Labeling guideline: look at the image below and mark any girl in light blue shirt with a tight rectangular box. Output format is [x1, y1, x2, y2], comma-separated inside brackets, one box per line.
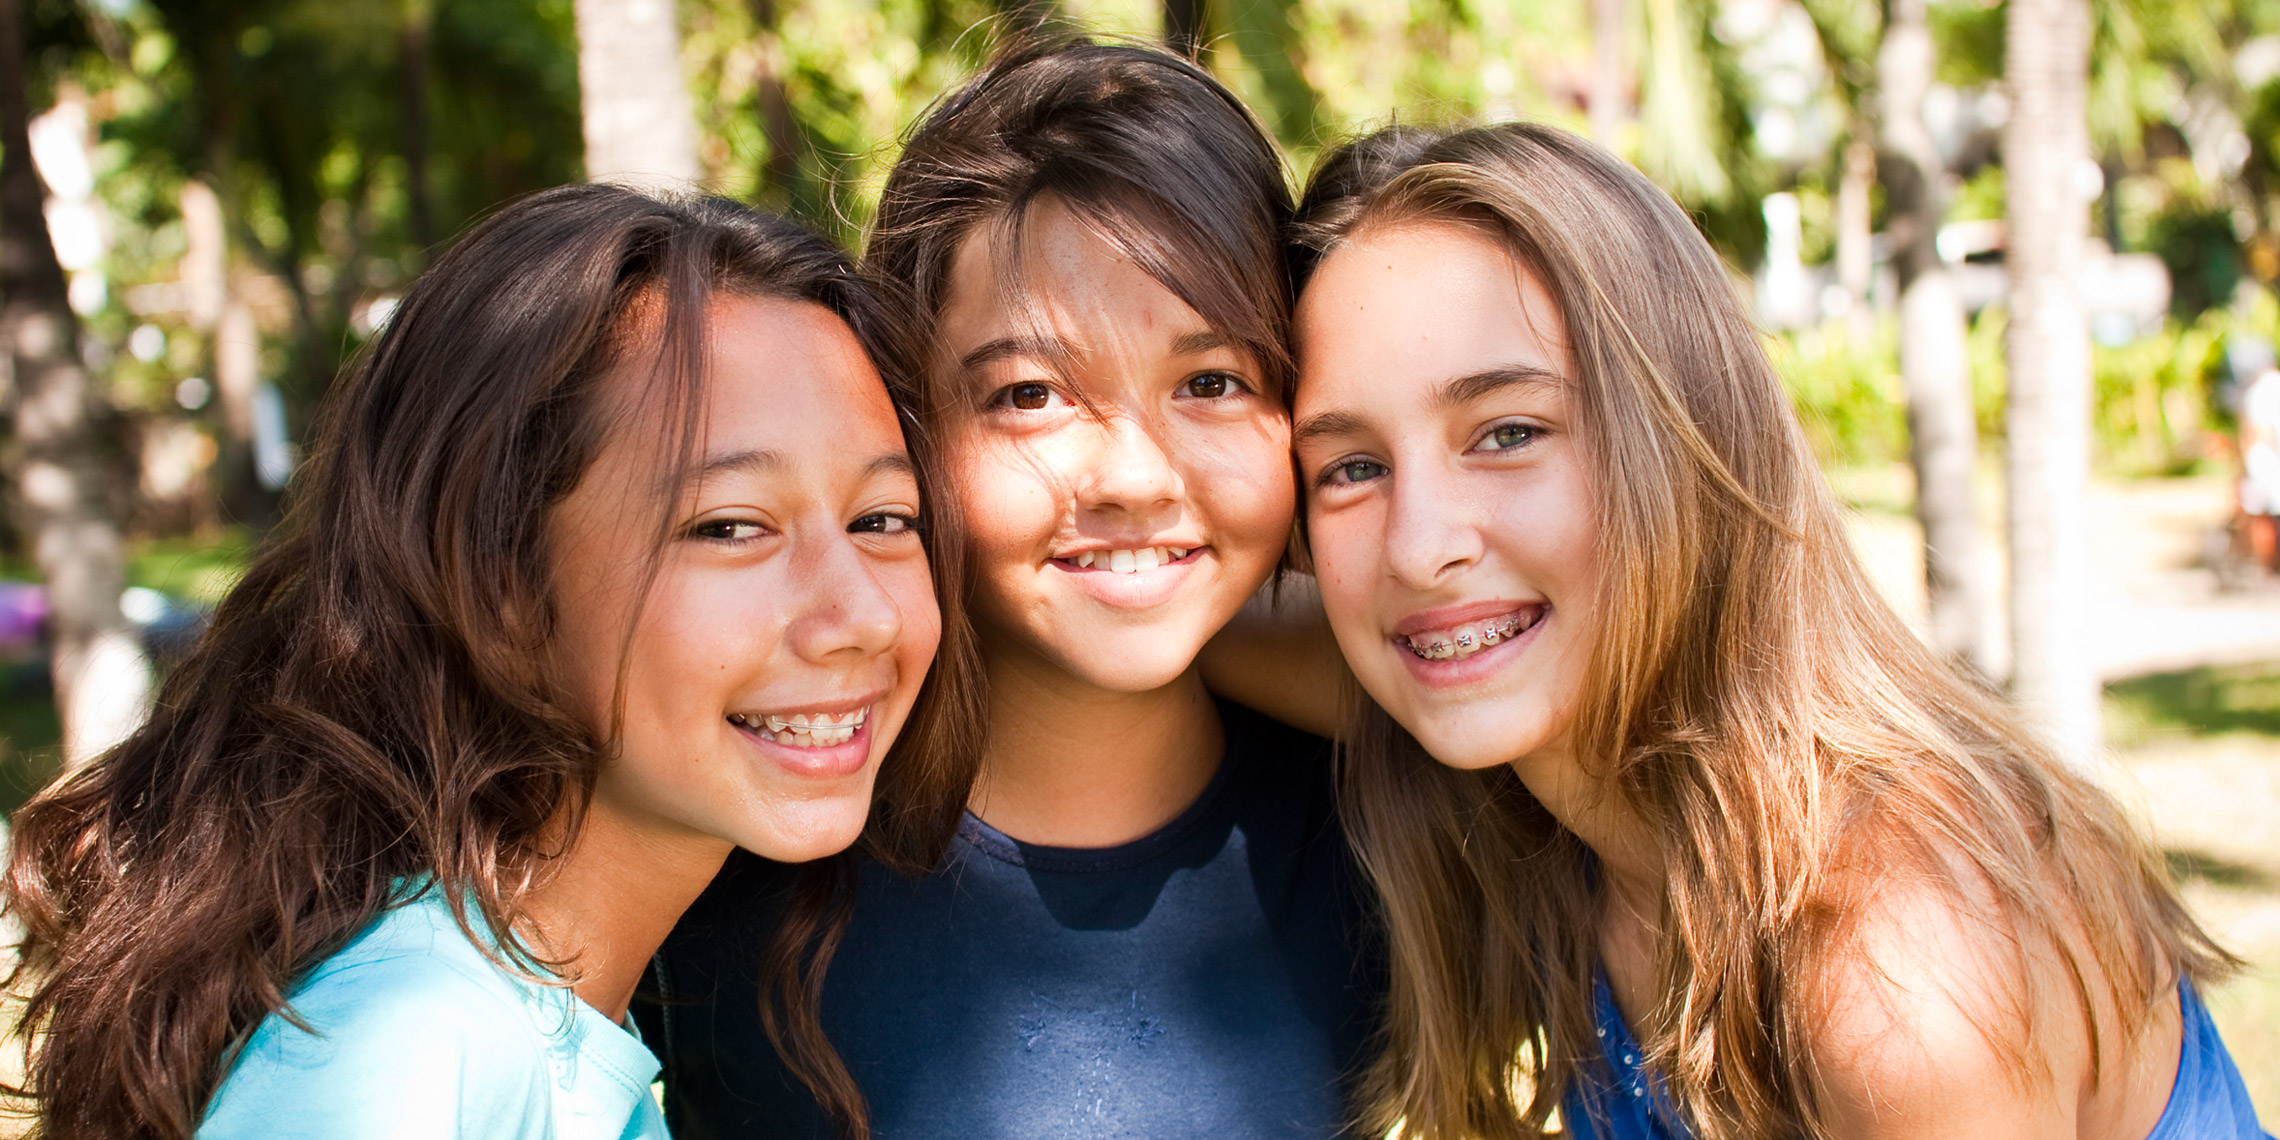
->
[4, 184, 981, 1140]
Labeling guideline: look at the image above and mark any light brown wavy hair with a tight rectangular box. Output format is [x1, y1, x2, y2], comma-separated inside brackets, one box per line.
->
[2, 183, 983, 1140]
[1293, 123, 2237, 1140]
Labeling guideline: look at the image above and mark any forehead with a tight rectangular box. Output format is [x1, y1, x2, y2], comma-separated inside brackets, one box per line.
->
[1294, 220, 1567, 415]
[936, 198, 1216, 359]
[600, 294, 908, 478]
[706, 294, 904, 452]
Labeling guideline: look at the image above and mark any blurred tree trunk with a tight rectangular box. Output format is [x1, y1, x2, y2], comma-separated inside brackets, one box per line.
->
[0, 0, 151, 767]
[2005, 0, 2100, 760]
[399, 0, 436, 252]
[1836, 135, 1873, 335]
[747, 0, 821, 222]
[1879, 0, 1995, 675]
[574, 0, 701, 184]
[997, 0, 1064, 35]
[1589, 0, 1626, 145]
[1228, 0, 1318, 147]
[1165, 0, 1208, 61]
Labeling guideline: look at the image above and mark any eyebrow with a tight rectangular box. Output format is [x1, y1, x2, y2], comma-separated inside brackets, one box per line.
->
[1432, 364, 1566, 410]
[1170, 329, 1230, 357]
[690, 449, 915, 483]
[956, 328, 1234, 373]
[959, 336, 1067, 373]
[1290, 410, 1368, 450]
[1290, 364, 1567, 450]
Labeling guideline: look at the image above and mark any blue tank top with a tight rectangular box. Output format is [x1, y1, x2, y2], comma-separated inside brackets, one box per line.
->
[1560, 972, 2270, 1140]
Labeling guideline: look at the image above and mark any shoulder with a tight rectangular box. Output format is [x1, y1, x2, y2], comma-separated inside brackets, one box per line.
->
[200, 901, 556, 1138]
[1801, 851, 2089, 1140]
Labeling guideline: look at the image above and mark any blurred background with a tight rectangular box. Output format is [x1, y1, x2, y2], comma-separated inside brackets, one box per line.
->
[0, 0, 2273, 1120]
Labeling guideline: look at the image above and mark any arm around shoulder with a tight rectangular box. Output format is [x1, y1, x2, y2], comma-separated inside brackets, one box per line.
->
[1198, 574, 1351, 738]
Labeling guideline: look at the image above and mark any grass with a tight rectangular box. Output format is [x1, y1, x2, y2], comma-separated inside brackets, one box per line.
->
[2107, 662, 2280, 1122]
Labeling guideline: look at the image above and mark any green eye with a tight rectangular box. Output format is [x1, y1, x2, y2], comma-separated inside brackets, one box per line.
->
[1324, 458, 1387, 486]
[1481, 423, 1536, 451]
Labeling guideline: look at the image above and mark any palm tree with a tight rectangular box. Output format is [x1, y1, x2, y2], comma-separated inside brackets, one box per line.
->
[0, 0, 152, 767]
[574, 0, 701, 183]
[2004, 0, 2101, 760]
[1879, 0, 1994, 674]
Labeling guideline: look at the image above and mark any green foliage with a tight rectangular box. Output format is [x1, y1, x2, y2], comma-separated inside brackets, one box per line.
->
[1770, 305, 2235, 479]
[2153, 206, 2249, 318]
[1767, 319, 1906, 466]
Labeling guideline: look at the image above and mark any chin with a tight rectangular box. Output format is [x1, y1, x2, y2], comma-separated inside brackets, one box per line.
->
[740, 800, 873, 864]
[1381, 704, 1530, 772]
[1057, 640, 1207, 693]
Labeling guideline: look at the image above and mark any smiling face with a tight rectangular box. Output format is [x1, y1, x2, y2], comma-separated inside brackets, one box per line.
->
[1295, 220, 1600, 772]
[547, 294, 940, 863]
[937, 200, 1294, 693]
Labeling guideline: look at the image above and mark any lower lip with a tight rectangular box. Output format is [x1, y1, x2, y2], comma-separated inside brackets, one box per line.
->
[733, 715, 875, 779]
[1048, 548, 1204, 609]
[1394, 611, 1545, 688]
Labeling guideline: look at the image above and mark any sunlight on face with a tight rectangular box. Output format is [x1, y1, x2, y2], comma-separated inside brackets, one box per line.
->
[937, 199, 1294, 694]
[1295, 221, 1600, 773]
[547, 295, 940, 863]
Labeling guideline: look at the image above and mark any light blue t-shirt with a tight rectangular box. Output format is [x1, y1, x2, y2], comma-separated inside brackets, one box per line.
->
[199, 885, 669, 1140]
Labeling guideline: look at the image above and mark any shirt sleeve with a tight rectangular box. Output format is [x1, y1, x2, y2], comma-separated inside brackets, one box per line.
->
[197, 954, 555, 1140]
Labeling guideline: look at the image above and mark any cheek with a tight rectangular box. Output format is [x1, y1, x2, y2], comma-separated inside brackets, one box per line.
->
[1305, 504, 1385, 636]
[950, 437, 1068, 557]
[545, 567, 644, 738]
[1183, 427, 1296, 546]
[888, 563, 944, 679]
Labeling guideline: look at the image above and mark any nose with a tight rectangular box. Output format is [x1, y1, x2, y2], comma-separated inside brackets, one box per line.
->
[1382, 458, 1483, 589]
[1079, 410, 1180, 515]
[785, 525, 906, 665]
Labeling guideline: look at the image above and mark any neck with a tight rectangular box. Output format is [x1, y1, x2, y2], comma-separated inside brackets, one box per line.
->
[1507, 745, 1664, 1011]
[520, 809, 730, 1023]
[969, 642, 1224, 848]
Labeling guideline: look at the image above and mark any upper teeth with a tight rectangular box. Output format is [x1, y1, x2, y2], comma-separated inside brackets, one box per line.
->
[1071, 546, 1189, 573]
[731, 709, 865, 745]
[1401, 612, 1537, 661]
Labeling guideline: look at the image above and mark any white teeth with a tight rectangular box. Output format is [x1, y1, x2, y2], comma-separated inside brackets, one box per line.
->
[1068, 546, 1190, 574]
[1400, 611, 1538, 662]
[732, 708, 865, 747]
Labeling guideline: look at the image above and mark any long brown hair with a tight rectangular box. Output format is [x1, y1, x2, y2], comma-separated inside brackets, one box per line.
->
[1296, 123, 2237, 1140]
[2, 183, 980, 1140]
[757, 34, 1300, 1139]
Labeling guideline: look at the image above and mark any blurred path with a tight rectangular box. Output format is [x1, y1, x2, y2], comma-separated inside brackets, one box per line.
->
[1844, 471, 2280, 681]
[1838, 469, 2280, 1118]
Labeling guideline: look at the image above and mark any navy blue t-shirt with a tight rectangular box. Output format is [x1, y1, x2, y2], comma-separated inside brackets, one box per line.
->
[635, 701, 1384, 1139]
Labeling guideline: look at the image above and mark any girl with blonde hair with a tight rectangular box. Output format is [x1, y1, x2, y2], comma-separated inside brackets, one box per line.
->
[1258, 122, 2268, 1139]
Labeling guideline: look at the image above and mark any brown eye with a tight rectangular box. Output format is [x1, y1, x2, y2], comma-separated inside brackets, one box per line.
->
[1178, 371, 1241, 399]
[1000, 382, 1055, 410]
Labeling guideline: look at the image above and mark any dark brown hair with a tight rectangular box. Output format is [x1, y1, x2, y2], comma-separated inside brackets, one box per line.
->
[1297, 123, 2236, 1140]
[2, 183, 981, 1140]
[759, 34, 1299, 1139]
